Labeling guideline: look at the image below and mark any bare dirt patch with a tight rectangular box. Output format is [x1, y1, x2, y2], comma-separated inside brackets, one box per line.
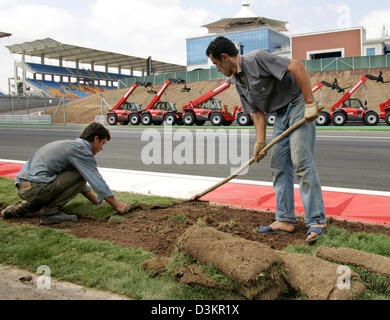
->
[46, 68, 390, 125]
[3, 203, 390, 258]
[140, 257, 172, 277]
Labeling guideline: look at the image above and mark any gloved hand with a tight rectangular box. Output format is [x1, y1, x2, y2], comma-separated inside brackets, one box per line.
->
[304, 101, 320, 123]
[253, 141, 267, 162]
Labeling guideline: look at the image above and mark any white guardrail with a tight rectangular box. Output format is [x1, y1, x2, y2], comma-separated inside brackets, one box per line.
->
[0, 114, 52, 125]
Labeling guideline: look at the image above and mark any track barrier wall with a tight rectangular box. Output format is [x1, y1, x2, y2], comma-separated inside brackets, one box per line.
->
[0, 114, 52, 125]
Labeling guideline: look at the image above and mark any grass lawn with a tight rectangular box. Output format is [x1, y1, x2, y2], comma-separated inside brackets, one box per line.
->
[0, 177, 389, 300]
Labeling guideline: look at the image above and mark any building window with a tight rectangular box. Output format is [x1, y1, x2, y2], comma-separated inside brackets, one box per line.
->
[366, 48, 375, 56]
[240, 44, 245, 55]
[310, 51, 342, 60]
[186, 29, 289, 66]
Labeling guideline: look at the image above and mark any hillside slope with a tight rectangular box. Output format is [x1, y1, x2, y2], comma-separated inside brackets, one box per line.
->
[48, 68, 390, 124]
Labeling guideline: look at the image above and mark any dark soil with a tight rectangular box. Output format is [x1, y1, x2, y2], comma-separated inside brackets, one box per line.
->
[3, 202, 390, 257]
[3, 203, 390, 256]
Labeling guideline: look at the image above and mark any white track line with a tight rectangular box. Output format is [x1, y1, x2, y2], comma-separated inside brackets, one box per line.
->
[2, 159, 390, 198]
[1, 127, 390, 140]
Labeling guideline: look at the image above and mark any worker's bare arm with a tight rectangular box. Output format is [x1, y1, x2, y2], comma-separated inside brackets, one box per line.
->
[287, 60, 314, 104]
[82, 191, 100, 205]
[251, 110, 267, 142]
[104, 196, 129, 214]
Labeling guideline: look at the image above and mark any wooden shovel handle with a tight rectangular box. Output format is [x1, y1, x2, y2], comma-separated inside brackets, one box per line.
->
[193, 117, 308, 201]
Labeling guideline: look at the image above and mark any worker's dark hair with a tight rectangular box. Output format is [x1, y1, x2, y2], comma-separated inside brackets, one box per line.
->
[80, 122, 111, 142]
[206, 36, 239, 59]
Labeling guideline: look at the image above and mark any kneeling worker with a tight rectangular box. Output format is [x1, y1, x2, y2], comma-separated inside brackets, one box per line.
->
[1, 122, 129, 224]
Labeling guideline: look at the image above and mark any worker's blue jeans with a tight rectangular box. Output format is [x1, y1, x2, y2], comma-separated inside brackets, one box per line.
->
[270, 94, 327, 227]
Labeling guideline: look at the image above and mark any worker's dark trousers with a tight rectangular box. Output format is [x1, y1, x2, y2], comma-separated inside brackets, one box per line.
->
[10, 169, 86, 216]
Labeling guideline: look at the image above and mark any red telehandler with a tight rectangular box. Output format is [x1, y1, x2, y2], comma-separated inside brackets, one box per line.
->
[106, 81, 152, 125]
[181, 79, 239, 126]
[380, 98, 390, 125]
[140, 78, 190, 126]
[236, 81, 331, 127]
[318, 72, 383, 126]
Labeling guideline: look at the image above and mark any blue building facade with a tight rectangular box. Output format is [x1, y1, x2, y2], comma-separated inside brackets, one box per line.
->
[186, 29, 290, 67]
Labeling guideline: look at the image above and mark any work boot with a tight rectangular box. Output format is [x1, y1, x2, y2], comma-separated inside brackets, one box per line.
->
[1, 205, 17, 219]
[1, 201, 32, 219]
[40, 211, 78, 225]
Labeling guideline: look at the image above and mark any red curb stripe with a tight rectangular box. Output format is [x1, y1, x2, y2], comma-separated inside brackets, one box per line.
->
[202, 182, 390, 226]
[1, 161, 389, 225]
[0, 162, 23, 179]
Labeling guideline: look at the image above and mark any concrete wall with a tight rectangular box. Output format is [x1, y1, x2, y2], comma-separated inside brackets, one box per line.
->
[363, 43, 384, 56]
[292, 29, 362, 60]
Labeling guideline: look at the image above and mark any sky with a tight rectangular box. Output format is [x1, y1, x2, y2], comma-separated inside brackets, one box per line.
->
[0, 0, 390, 93]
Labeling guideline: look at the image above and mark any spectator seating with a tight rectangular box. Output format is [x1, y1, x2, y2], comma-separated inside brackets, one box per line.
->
[27, 79, 116, 98]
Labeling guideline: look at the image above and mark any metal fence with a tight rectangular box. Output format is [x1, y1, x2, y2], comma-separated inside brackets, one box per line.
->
[119, 54, 390, 89]
[302, 55, 390, 72]
[0, 95, 74, 115]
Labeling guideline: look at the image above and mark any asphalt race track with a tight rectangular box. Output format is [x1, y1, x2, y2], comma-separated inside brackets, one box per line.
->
[0, 125, 389, 192]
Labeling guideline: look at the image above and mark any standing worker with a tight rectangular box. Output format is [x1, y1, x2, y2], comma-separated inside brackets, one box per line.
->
[1, 122, 129, 224]
[206, 36, 327, 243]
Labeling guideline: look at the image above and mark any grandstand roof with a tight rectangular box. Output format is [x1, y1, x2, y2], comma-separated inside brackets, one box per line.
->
[6, 38, 186, 74]
[0, 32, 12, 38]
[202, 17, 288, 33]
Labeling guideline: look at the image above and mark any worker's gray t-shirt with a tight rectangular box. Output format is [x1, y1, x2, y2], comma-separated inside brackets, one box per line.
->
[233, 50, 302, 114]
[15, 138, 114, 203]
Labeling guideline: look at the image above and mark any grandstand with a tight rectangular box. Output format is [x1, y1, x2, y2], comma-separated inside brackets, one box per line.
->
[6, 38, 186, 99]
